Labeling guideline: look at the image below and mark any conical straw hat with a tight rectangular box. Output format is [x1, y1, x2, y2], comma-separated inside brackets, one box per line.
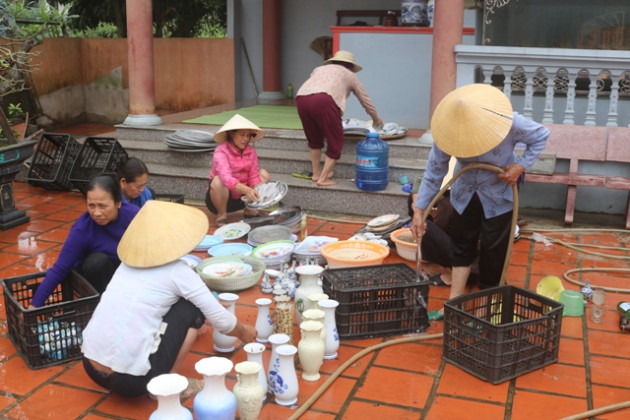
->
[430, 84, 514, 158]
[117, 201, 209, 268]
[324, 50, 363, 72]
[213, 113, 265, 144]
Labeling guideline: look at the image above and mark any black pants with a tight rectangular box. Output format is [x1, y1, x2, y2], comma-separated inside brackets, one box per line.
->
[449, 194, 512, 289]
[205, 180, 245, 215]
[80, 252, 119, 294]
[83, 298, 205, 397]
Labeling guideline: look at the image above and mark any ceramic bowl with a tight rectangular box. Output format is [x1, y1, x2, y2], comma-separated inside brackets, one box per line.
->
[390, 228, 418, 261]
[321, 240, 389, 269]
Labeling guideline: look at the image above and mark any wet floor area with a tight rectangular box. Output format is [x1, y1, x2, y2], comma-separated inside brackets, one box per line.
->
[1, 180, 630, 419]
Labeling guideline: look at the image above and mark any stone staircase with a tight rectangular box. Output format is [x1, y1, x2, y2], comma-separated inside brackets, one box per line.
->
[115, 121, 432, 217]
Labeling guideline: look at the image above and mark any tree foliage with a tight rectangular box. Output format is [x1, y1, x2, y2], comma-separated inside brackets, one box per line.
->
[54, 0, 227, 38]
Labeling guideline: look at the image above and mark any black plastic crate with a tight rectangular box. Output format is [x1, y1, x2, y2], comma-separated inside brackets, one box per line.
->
[2, 270, 99, 369]
[68, 137, 128, 194]
[26, 133, 81, 190]
[443, 285, 563, 384]
[322, 263, 429, 339]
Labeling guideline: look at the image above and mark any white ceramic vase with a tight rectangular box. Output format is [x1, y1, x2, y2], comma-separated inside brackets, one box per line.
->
[294, 265, 324, 323]
[318, 299, 340, 359]
[233, 361, 265, 420]
[267, 333, 290, 396]
[306, 293, 329, 313]
[255, 297, 274, 343]
[243, 342, 268, 397]
[302, 308, 326, 344]
[272, 344, 299, 406]
[147, 373, 193, 420]
[298, 320, 325, 381]
[213, 292, 239, 352]
[193, 357, 236, 420]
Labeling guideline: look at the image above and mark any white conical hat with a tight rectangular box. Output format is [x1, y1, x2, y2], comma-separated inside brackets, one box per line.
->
[430, 84, 514, 158]
[213, 113, 265, 144]
[117, 200, 209, 268]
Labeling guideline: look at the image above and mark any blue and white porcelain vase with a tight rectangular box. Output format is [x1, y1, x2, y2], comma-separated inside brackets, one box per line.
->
[401, 0, 429, 27]
[267, 333, 290, 394]
[318, 299, 340, 360]
[147, 373, 192, 420]
[272, 344, 299, 406]
[254, 297, 273, 343]
[193, 357, 236, 420]
[428, 0, 435, 27]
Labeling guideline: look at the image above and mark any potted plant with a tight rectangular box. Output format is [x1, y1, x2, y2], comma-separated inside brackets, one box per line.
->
[0, 0, 68, 229]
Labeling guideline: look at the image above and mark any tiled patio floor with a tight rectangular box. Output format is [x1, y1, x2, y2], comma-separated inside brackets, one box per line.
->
[2, 182, 630, 420]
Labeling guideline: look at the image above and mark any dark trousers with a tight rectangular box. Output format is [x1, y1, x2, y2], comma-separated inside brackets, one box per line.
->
[296, 93, 344, 160]
[205, 179, 245, 215]
[449, 194, 512, 289]
[83, 298, 205, 397]
[80, 252, 119, 294]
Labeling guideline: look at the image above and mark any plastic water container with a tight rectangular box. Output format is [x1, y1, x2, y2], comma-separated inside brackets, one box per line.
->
[355, 132, 389, 191]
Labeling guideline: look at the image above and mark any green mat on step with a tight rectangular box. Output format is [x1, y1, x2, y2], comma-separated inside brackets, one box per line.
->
[182, 104, 303, 130]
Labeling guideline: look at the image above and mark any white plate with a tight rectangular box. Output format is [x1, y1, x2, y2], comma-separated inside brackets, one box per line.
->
[252, 241, 295, 259]
[202, 262, 253, 277]
[214, 222, 251, 240]
[367, 214, 400, 228]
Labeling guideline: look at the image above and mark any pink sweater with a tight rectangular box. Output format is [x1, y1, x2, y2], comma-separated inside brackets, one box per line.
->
[296, 64, 378, 120]
[210, 142, 261, 199]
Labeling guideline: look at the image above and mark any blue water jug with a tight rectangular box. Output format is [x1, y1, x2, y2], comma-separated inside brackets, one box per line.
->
[355, 132, 389, 191]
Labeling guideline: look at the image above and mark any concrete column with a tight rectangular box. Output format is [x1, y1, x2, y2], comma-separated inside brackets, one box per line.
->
[420, 0, 465, 143]
[123, 0, 163, 126]
[258, 0, 285, 101]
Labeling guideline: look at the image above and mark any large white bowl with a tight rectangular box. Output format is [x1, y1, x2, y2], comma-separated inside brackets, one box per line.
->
[390, 228, 418, 261]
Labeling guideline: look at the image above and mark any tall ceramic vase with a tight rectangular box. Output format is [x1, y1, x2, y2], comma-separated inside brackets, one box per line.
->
[193, 357, 236, 420]
[243, 342, 268, 398]
[319, 299, 340, 360]
[306, 293, 329, 313]
[272, 344, 299, 406]
[294, 265, 324, 323]
[213, 293, 239, 352]
[302, 308, 326, 344]
[267, 333, 290, 395]
[147, 373, 193, 420]
[233, 361, 265, 420]
[298, 320, 325, 381]
[273, 295, 295, 343]
[255, 297, 273, 343]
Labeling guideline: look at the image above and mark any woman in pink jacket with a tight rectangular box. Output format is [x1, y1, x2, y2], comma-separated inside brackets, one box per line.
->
[206, 114, 270, 226]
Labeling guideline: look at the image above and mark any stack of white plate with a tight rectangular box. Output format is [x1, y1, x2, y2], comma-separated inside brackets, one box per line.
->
[248, 225, 293, 247]
[164, 130, 217, 152]
[365, 214, 400, 233]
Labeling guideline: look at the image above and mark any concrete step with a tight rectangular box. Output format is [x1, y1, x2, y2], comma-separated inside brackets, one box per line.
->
[146, 164, 410, 217]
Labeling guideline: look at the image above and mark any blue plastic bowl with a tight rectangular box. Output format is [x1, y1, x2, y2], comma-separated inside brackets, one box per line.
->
[208, 242, 253, 257]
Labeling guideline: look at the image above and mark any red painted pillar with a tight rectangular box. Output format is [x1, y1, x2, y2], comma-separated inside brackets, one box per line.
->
[429, 0, 465, 120]
[124, 0, 162, 126]
[259, 0, 284, 100]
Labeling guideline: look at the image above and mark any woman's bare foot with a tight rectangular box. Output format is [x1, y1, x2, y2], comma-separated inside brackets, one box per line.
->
[312, 171, 334, 182]
[317, 178, 337, 187]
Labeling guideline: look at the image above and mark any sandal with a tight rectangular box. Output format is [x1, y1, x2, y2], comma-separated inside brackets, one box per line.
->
[428, 309, 444, 321]
[216, 218, 227, 227]
[429, 274, 449, 287]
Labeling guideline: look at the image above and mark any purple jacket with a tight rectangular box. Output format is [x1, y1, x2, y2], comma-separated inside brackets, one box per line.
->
[30, 203, 138, 307]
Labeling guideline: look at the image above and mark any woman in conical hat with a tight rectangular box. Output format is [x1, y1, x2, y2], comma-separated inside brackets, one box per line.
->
[410, 84, 550, 319]
[81, 200, 257, 397]
[206, 113, 270, 226]
[295, 50, 385, 187]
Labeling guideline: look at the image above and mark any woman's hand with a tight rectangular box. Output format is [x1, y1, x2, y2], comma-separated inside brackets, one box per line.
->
[410, 208, 426, 242]
[498, 163, 525, 186]
[227, 322, 257, 343]
[244, 186, 260, 202]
